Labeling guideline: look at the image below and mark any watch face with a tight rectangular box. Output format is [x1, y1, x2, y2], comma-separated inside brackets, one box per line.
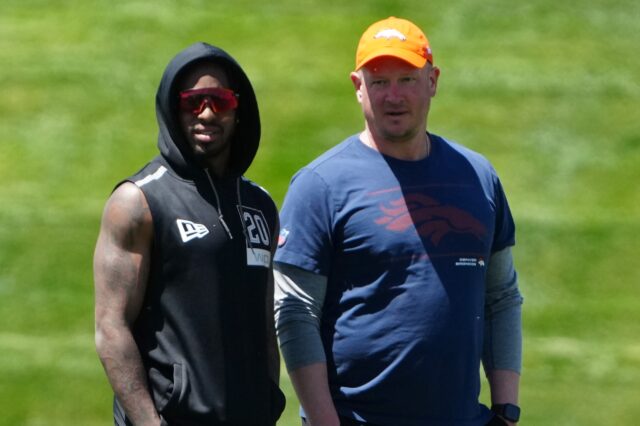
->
[502, 404, 521, 422]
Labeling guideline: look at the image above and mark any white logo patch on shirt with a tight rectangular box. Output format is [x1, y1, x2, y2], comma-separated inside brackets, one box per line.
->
[455, 257, 485, 267]
[237, 205, 272, 268]
[177, 219, 209, 243]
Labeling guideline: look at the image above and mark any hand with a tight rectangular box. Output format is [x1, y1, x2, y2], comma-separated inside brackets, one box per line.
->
[499, 416, 516, 426]
[486, 414, 513, 426]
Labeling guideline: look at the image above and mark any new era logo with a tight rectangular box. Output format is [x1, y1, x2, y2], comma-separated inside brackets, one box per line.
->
[176, 219, 209, 243]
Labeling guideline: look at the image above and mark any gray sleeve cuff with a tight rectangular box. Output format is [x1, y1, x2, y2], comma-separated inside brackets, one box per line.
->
[274, 262, 328, 371]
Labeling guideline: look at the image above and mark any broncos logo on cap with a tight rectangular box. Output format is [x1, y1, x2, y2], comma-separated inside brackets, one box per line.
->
[375, 193, 487, 245]
[374, 29, 407, 41]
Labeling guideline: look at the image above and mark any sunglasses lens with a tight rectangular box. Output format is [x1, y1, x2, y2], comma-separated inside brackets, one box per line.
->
[183, 95, 204, 111]
[179, 88, 238, 114]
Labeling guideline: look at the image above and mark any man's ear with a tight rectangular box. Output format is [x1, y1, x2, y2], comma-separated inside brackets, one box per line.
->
[428, 66, 441, 95]
[431, 66, 441, 86]
[350, 71, 363, 102]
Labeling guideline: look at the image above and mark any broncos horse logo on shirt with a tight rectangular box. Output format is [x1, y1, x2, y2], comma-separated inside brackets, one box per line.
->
[374, 192, 487, 246]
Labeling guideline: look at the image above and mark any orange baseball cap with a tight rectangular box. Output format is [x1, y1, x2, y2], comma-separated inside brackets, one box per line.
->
[355, 16, 433, 70]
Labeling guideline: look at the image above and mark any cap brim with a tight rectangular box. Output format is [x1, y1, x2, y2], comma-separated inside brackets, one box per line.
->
[356, 48, 428, 70]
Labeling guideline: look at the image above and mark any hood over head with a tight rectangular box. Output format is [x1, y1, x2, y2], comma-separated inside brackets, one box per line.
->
[155, 42, 260, 179]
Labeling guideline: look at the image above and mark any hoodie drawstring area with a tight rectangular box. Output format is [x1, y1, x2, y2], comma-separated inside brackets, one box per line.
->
[205, 170, 233, 240]
[204, 171, 254, 252]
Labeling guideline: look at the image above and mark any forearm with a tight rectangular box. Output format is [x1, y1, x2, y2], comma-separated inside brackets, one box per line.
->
[487, 369, 520, 425]
[96, 324, 160, 426]
[289, 362, 340, 426]
[484, 247, 522, 425]
[487, 369, 519, 405]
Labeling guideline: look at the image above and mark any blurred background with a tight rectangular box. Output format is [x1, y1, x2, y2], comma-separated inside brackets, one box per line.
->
[0, 0, 638, 424]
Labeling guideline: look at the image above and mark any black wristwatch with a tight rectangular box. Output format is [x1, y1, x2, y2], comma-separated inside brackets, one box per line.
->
[491, 403, 520, 422]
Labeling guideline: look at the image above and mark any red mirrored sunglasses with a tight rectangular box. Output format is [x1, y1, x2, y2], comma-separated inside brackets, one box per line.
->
[178, 87, 239, 115]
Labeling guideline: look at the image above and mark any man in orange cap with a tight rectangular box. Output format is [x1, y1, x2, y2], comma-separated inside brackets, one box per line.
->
[274, 17, 522, 426]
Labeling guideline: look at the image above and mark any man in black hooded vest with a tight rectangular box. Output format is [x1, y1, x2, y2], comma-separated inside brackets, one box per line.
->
[94, 42, 285, 425]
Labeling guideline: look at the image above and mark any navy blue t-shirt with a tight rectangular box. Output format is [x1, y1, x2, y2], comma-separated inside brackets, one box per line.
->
[275, 134, 515, 426]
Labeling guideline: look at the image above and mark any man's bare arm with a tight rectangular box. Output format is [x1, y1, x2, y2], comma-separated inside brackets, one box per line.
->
[94, 182, 160, 426]
[289, 362, 340, 426]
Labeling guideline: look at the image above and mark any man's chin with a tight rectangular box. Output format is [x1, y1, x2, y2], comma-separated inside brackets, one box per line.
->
[193, 143, 230, 162]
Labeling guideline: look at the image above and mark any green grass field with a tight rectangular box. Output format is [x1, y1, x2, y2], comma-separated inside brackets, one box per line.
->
[1, 0, 638, 424]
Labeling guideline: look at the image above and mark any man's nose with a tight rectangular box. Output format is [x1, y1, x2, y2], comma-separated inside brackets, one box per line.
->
[386, 83, 404, 102]
[197, 99, 217, 120]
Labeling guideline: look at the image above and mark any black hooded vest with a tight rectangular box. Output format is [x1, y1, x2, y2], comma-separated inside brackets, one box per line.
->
[115, 43, 284, 425]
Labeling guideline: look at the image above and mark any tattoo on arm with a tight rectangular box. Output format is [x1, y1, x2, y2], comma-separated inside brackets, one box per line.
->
[94, 183, 159, 424]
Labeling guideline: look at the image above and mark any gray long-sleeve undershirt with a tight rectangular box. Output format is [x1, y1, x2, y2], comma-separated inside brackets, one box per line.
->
[274, 246, 523, 374]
